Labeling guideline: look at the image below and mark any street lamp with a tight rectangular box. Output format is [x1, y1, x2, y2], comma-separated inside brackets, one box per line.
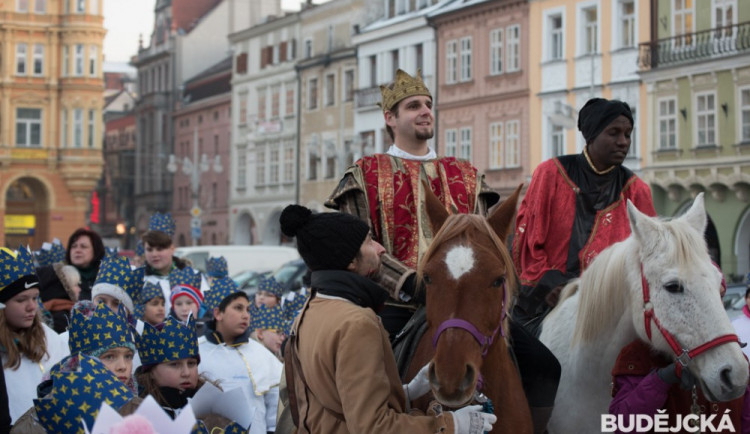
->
[167, 126, 223, 246]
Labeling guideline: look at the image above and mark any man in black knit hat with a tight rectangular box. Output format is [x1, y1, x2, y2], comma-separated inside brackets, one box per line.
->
[279, 204, 495, 434]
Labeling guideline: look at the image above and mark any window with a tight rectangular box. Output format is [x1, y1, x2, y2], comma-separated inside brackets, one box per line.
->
[62, 45, 69, 76]
[506, 25, 521, 72]
[307, 77, 318, 110]
[459, 127, 472, 160]
[658, 98, 677, 149]
[696, 93, 716, 146]
[619, 1, 635, 48]
[551, 124, 565, 156]
[741, 88, 750, 142]
[583, 7, 598, 54]
[369, 55, 377, 87]
[73, 108, 83, 147]
[304, 39, 312, 59]
[34, 0, 45, 13]
[61, 109, 68, 147]
[490, 29, 504, 75]
[271, 86, 280, 118]
[16, 43, 27, 75]
[489, 122, 503, 169]
[15, 108, 42, 147]
[74, 44, 84, 76]
[237, 148, 246, 188]
[256, 149, 266, 185]
[505, 120, 520, 168]
[343, 69, 354, 102]
[75, 0, 84, 13]
[17, 0, 29, 11]
[33, 44, 43, 75]
[445, 129, 457, 157]
[713, 0, 735, 38]
[269, 148, 279, 184]
[286, 87, 295, 116]
[391, 49, 399, 73]
[325, 73, 335, 106]
[89, 45, 97, 76]
[674, 0, 693, 45]
[258, 91, 266, 121]
[415, 43, 423, 72]
[283, 144, 294, 183]
[459, 37, 472, 82]
[446, 40, 457, 84]
[550, 15, 563, 60]
[238, 93, 247, 125]
[88, 109, 95, 147]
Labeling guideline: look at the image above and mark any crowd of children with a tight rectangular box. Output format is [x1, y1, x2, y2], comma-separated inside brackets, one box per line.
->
[0, 212, 308, 433]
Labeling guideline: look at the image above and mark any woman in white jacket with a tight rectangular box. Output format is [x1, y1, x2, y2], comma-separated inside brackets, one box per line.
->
[0, 247, 68, 425]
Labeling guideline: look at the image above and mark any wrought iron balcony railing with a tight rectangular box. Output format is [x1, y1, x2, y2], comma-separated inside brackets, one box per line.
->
[638, 21, 750, 70]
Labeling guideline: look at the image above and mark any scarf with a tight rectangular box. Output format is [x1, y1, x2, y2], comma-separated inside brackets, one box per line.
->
[76, 263, 98, 286]
[310, 270, 389, 311]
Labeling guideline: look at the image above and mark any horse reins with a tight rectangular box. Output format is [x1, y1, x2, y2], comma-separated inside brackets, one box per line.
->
[640, 264, 739, 376]
[431, 283, 507, 390]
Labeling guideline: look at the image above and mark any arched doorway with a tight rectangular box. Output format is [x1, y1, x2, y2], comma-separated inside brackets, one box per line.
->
[234, 212, 257, 245]
[4, 177, 50, 248]
[262, 209, 282, 245]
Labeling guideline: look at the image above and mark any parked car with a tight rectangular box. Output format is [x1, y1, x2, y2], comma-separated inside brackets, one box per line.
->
[243, 258, 308, 300]
[232, 269, 271, 290]
[174, 245, 299, 276]
[724, 282, 748, 321]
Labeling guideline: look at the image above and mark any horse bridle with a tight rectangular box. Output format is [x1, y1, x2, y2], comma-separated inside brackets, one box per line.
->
[640, 264, 739, 376]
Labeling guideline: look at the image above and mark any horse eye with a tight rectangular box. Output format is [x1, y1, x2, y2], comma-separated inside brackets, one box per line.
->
[663, 281, 684, 294]
[492, 276, 506, 288]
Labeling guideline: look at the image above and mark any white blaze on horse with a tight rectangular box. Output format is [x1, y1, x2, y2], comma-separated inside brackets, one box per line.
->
[539, 193, 748, 434]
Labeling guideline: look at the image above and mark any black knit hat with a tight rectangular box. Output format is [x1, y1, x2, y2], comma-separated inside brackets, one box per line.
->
[577, 98, 634, 144]
[280, 205, 369, 271]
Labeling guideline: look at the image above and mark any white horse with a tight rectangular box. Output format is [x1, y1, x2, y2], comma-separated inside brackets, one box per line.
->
[539, 193, 748, 433]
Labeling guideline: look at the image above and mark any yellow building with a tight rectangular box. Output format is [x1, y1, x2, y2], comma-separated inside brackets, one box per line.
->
[0, 0, 105, 247]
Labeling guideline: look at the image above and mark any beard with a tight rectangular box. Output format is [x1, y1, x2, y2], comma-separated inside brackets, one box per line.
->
[416, 128, 434, 141]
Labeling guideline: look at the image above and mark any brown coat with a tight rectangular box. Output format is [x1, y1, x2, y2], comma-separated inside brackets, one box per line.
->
[289, 296, 454, 433]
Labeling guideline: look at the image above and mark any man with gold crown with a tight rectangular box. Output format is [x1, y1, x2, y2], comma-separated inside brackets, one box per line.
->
[326, 69, 560, 432]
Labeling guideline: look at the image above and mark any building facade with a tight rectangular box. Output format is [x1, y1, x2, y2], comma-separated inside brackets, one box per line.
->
[171, 57, 232, 247]
[0, 0, 105, 247]
[639, 0, 750, 281]
[297, 0, 367, 210]
[429, 0, 532, 198]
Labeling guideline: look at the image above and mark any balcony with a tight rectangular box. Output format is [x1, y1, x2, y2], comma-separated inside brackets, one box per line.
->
[355, 86, 381, 110]
[638, 21, 750, 70]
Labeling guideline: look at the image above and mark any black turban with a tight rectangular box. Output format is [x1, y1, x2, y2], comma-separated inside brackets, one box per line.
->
[577, 98, 634, 144]
[280, 205, 369, 271]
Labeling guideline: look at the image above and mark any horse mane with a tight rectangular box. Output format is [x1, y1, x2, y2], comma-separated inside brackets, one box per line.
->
[572, 214, 710, 343]
[417, 213, 516, 324]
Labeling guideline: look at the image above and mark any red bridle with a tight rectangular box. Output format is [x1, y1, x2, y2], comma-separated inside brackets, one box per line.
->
[640, 264, 739, 376]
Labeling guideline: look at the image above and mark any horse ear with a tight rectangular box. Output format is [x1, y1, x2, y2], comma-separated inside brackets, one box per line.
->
[679, 192, 708, 233]
[627, 199, 659, 243]
[488, 183, 523, 240]
[422, 181, 450, 233]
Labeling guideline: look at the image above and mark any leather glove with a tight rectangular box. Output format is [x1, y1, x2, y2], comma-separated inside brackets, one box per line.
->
[657, 363, 697, 390]
[403, 363, 431, 401]
[450, 405, 497, 434]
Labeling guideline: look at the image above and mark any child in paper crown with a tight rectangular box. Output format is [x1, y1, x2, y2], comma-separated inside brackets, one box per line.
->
[0, 246, 68, 425]
[135, 280, 166, 329]
[91, 255, 143, 319]
[169, 266, 205, 322]
[254, 276, 283, 309]
[250, 304, 287, 360]
[199, 269, 283, 434]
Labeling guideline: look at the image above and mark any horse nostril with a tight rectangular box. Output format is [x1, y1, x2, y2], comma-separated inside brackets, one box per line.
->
[720, 366, 733, 387]
[428, 362, 438, 385]
[461, 364, 476, 391]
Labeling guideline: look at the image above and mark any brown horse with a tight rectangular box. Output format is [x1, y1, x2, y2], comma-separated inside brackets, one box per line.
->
[405, 184, 532, 433]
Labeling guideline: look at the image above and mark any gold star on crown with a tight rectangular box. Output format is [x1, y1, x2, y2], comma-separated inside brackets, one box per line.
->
[378, 69, 432, 113]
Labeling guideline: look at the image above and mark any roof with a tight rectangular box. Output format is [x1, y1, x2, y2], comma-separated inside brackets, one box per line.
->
[171, 0, 222, 34]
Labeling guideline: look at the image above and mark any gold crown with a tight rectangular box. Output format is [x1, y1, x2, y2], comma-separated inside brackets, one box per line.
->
[379, 69, 432, 112]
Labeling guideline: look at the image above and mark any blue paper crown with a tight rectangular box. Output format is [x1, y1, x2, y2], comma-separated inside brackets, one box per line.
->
[282, 290, 309, 322]
[34, 354, 134, 434]
[93, 256, 142, 304]
[69, 302, 134, 356]
[0, 246, 36, 289]
[104, 246, 119, 259]
[204, 276, 240, 311]
[135, 240, 145, 256]
[137, 316, 198, 366]
[138, 281, 164, 305]
[206, 256, 228, 278]
[257, 277, 283, 298]
[148, 212, 176, 237]
[251, 305, 287, 333]
[35, 240, 66, 267]
[168, 266, 202, 290]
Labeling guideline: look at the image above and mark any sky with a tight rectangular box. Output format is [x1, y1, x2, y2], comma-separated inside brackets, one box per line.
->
[102, 0, 307, 64]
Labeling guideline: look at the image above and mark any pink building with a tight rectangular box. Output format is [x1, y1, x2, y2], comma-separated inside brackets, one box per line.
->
[430, 0, 532, 198]
[171, 57, 232, 246]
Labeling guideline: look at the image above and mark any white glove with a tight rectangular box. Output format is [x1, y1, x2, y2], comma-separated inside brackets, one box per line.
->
[403, 363, 431, 401]
[450, 405, 497, 434]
